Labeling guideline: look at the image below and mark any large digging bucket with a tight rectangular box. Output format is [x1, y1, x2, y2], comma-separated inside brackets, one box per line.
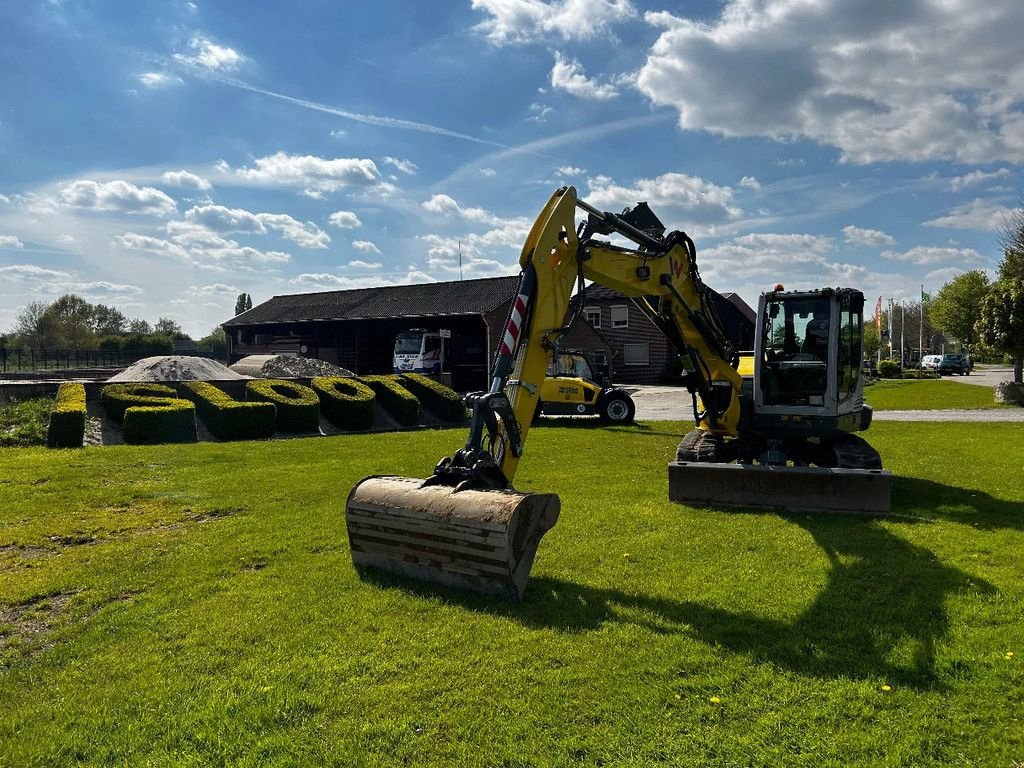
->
[345, 476, 561, 601]
[668, 461, 892, 515]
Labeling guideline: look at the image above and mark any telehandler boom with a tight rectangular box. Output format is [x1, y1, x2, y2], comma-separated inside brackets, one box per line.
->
[346, 187, 890, 600]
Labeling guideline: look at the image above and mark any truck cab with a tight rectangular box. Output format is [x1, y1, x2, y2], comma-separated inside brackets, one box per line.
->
[393, 330, 444, 374]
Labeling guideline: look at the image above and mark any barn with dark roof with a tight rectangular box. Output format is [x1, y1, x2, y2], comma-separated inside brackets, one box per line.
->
[221, 275, 519, 391]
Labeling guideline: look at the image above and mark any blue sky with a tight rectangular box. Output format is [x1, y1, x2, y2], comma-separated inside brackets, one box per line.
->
[1, 0, 1021, 338]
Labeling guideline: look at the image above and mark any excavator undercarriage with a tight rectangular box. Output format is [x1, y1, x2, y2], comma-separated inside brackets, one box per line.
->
[344, 186, 891, 601]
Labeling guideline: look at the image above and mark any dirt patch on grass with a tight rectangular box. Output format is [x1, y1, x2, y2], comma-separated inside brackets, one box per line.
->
[0, 591, 75, 660]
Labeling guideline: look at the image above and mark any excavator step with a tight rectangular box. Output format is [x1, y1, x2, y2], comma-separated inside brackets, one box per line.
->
[345, 476, 560, 601]
[668, 461, 891, 515]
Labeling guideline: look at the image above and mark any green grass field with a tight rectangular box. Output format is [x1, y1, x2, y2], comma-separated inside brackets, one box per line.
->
[1, 422, 1022, 766]
[865, 378, 1002, 410]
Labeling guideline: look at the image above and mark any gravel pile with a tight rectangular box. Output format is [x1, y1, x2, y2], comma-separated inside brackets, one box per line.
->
[229, 354, 355, 379]
[107, 356, 250, 382]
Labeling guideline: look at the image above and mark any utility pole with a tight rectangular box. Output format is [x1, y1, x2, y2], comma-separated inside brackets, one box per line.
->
[900, 301, 905, 365]
[458, 240, 463, 281]
[919, 284, 924, 355]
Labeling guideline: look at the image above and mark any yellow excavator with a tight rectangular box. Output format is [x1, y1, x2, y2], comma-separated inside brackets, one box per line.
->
[345, 187, 890, 601]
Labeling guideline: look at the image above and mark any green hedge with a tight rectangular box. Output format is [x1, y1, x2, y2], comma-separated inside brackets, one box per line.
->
[312, 377, 375, 431]
[877, 359, 902, 379]
[246, 379, 320, 433]
[102, 383, 197, 444]
[399, 374, 467, 421]
[182, 381, 276, 440]
[360, 375, 419, 426]
[47, 382, 86, 448]
[123, 402, 198, 444]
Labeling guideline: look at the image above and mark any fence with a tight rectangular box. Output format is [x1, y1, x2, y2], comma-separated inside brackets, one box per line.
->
[0, 348, 199, 374]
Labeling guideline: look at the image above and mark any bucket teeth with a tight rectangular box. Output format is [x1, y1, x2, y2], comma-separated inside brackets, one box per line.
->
[668, 461, 891, 515]
[345, 476, 560, 601]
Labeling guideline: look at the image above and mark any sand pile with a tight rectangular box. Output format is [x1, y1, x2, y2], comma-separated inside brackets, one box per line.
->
[107, 356, 250, 382]
[229, 354, 354, 379]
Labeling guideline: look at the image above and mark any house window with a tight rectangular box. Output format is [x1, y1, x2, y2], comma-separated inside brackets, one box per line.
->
[584, 306, 601, 329]
[611, 305, 629, 329]
[623, 343, 649, 366]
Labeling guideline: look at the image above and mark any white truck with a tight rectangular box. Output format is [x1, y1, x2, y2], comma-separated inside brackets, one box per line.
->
[393, 329, 446, 374]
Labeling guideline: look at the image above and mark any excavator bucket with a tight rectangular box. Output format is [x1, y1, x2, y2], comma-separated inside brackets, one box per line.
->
[668, 461, 892, 515]
[345, 476, 560, 601]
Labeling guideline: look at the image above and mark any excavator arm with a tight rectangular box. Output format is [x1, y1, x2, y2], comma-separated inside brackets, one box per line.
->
[345, 187, 747, 600]
[437, 186, 743, 489]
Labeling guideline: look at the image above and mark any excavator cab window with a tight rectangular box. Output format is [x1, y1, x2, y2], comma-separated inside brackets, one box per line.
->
[761, 297, 830, 407]
[548, 352, 595, 382]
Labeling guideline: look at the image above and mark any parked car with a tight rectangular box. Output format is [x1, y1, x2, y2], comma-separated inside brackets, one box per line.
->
[923, 353, 971, 375]
[937, 353, 972, 375]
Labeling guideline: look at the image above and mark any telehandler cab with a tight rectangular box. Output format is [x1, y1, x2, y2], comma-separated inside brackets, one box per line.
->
[346, 187, 890, 601]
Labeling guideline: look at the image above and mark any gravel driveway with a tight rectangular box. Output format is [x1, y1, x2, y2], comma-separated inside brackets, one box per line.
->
[624, 382, 1024, 422]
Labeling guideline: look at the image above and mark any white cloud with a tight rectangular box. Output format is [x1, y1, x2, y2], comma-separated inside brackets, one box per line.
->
[842, 225, 895, 246]
[923, 198, 1013, 230]
[472, 0, 636, 44]
[138, 72, 183, 88]
[881, 246, 983, 265]
[0, 264, 70, 280]
[739, 176, 761, 190]
[58, 179, 177, 216]
[480, 167, 497, 177]
[585, 172, 741, 224]
[949, 168, 1012, 191]
[115, 232, 191, 260]
[117, 229, 291, 266]
[330, 129, 346, 138]
[549, 52, 618, 100]
[182, 205, 329, 248]
[382, 157, 418, 175]
[0, 194, 11, 204]
[352, 240, 381, 254]
[924, 266, 966, 284]
[421, 194, 509, 225]
[328, 210, 362, 229]
[557, 165, 586, 176]
[173, 36, 244, 72]
[230, 152, 392, 196]
[65, 280, 144, 295]
[0, 235, 25, 249]
[291, 268, 436, 291]
[635, 1, 1024, 163]
[185, 204, 265, 234]
[161, 170, 212, 190]
[347, 260, 382, 269]
[189, 283, 238, 295]
[528, 102, 553, 122]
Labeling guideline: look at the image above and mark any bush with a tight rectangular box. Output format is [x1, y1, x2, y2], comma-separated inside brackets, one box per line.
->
[901, 369, 940, 380]
[102, 383, 179, 422]
[399, 373, 467, 421]
[47, 382, 86, 448]
[245, 379, 320, 433]
[101, 383, 197, 444]
[182, 381, 276, 440]
[312, 377, 375, 431]
[877, 359, 902, 379]
[123, 402, 198, 444]
[360, 375, 419, 426]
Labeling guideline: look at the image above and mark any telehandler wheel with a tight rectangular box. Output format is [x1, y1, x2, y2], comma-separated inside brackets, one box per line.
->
[599, 392, 635, 424]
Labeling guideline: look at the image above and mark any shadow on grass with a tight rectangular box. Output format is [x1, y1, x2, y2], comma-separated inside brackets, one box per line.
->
[364, 498, 1002, 689]
[892, 475, 1024, 532]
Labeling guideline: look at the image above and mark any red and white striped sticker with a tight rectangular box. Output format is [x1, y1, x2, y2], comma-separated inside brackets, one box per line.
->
[499, 293, 528, 357]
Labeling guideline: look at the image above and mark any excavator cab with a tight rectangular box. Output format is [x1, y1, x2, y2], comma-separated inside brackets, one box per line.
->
[753, 288, 869, 435]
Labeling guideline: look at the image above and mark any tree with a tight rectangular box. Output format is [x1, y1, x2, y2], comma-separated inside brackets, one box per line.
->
[862, 320, 880, 360]
[927, 270, 990, 351]
[154, 317, 185, 339]
[196, 326, 227, 360]
[128, 318, 152, 335]
[997, 193, 1024, 280]
[13, 301, 60, 348]
[235, 293, 252, 315]
[45, 294, 95, 348]
[92, 304, 128, 336]
[976, 279, 1024, 383]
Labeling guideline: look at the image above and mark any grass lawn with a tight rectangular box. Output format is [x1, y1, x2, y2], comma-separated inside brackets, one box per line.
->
[865, 378, 1004, 410]
[1, 422, 1022, 766]
[0, 397, 50, 447]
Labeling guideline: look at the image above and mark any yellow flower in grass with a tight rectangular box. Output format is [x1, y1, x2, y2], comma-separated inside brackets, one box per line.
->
[1006, 651, 1015, 660]
[880, 684, 892, 692]
[709, 696, 721, 704]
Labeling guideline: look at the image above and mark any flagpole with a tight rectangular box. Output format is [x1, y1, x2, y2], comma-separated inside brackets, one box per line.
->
[919, 284, 924, 357]
[900, 300, 905, 365]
